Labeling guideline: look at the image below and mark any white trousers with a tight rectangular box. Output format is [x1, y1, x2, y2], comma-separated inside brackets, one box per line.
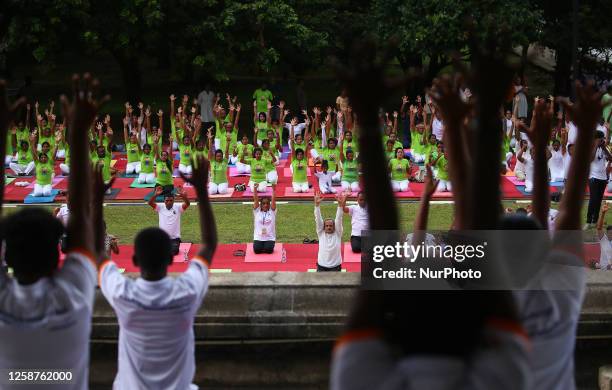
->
[10, 161, 35, 176]
[438, 179, 452, 192]
[267, 170, 278, 184]
[209, 182, 229, 194]
[138, 172, 155, 184]
[60, 163, 70, 175]
[178, 164, 192, 175]
[126, 162, 141, 174]
[319, 182, 336, 194]
[341, 181, 360, 192]
[411, 153, 425, 163]
[236, 161, 251, 174]
[34, 183, 52, 197]
[56, 149, 66, 159]
[391, 180, 409, 192]
[292, 182, 309, 192]
[249, 180, 268, 193]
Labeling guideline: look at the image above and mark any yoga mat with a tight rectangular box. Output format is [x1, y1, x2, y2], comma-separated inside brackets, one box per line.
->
[242, 186, 273, 197]
[4, 177, 15, 185]
[550, 181, 565, 187]
[104, 188, 121, 200]
[229, 167, 250, 177]
[114, 187, 152, 200]
[121, 172, 139, 178]
[343, 243, 362, 263]
[283, 187, 314, 197]
[172, 243, 193, 263]
[515, 185, 533, 196]
[506, 176, 525, 185]
[244, 243, 284, 263]
[432, 190, 453, 198]
[144, 188, 176, 202]
[209, 188, 235, 198]
[24, 189, 60, 204]
[130, 179, 156, 188]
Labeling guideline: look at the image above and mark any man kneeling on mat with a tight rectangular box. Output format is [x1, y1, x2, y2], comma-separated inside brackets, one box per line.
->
[148, 185, 190, 255]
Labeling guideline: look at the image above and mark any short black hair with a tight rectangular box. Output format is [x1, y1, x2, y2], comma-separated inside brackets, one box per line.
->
[134, 228, 173, 273]
[3, 208, 64, 279]
[596, 130, 605, 139]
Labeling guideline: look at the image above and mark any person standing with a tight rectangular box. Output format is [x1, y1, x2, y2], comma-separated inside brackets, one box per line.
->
[586, 130, 611, 228]
[253, 82, 273, 115]
[100, 156, 217, 390]
[197, 83, 215, 130]
[314, 191, 345, 271]
[343, 192, 368, 253]
[148, 186, 190, 255]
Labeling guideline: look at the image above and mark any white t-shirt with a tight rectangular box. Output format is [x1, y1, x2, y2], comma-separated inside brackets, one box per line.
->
[348, 205, 369, 237]
[315, 206, 343, 268]
[56, 204, 70, 226]
[315, 171, 334, 188]
[589, 147, 607, 180]
[566, 122, 577, 146]
[331, 323, 530, 390]
[253, 207, 276, 241]
[563, 153, 572, 180]
[100, 258, 209, 390]
[197, 90, 215, 123]
[601, 235, 612, 269]
[432, 117, 444, 140]
[156, 203, 186, 239]
[0, 252, 96, 390]
[548, 149, 564, 181]
[514, 249, 586, 390]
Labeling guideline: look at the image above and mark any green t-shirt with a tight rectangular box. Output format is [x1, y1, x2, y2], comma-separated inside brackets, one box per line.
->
[411, 130, 425, 155]
[211, 159, 228, 184]
[313, 137, 323, 153]
[292, 159, 308, 183]
[385, 149, 396, 161]
[91, 154, 112, 182]
[192, 149, 208, 169]
[256, 121, 268, 141]
[146, 132, 163, 150]
[602, 93, 612, 123]
[262, 153, 275, 173]
[236, 143, 254, 159]
[38, 134, 55, 149]
[321, 147, 340, 171]
[16, 128, 29, 144]
[178, 144, 192, 166]
[219, 129, 238, 154]
[436, 155, 449, 180]
[156, 159, 173, 186]
[389, 158, 409, 181]
[36, 160, 54, 185]
[140, 153, 154, 174]
[65, 146, 70, 166]
[6, 133, 13, 155]
[342, 140, 358, 156]
[126, 142, 140, 163]
[342, 159, 358, 183]
[425, 148, 439, 165]
[253, 88, 273, 113]
[17, 148, 33, 165]
[248, 157, 267, 182]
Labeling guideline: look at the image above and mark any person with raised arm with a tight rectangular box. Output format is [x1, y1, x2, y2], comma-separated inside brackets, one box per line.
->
[0, 74, 105, 390]
[331, 42, 530, 390]
[100, 155, 217, 390]
[252, 183, 277, 254]
[123, 115, 141, 175]
[208, 132, 232, 194]
[148, 185, 190, 256]
[153, 135, 174, 195]
[29, 131, 58, 197]
[342, 191, 368, 253]
[585, 128, 612, 228]
[314, 190, 345, 271]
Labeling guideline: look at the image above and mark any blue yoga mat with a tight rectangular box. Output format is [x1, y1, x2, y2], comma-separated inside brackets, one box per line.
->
[515, 185, 533, 196]
[24, 189, 60, 204]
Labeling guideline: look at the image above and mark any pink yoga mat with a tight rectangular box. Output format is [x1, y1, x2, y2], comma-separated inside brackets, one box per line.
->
[343, 243, 362, 263]
[229, 167, 250, 177]
[209, 188, 235, 198]
[432, 190, 453, 198]
[242, 187, 273, 197]
[172, 243, 193, 263]
[244, 243, 284, 262]
[283, 187, 314, 197]
[506, 176, 525, 185]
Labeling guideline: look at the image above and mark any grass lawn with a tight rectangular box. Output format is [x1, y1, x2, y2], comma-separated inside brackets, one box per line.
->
[6, 200, 606, 245]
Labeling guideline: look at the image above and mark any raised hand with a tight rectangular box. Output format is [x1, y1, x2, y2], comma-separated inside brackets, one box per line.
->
[423, 165, 439, 198]
[525, 98, 553, 147]
[170, 94, 176, 102]
[314, 190, 322, 206]
[428, 75, 471, 126]
[559, 81, 609, 136]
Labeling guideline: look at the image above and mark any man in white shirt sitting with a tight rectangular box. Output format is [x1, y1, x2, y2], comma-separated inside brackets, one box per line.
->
[100, 156, 217, 390]
[314, 191, 346, 271]
[0, 74, 104, 390]
[343, 192, 368, 253]
[148, 186, 190, 255]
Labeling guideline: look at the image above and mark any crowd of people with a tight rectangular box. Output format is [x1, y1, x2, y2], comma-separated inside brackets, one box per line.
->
[0, 38, 611, 389]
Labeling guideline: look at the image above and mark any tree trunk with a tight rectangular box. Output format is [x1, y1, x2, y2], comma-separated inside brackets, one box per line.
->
[519, 45, 529, 81]
[116, 56, 143, 103]
[553, 46, 572, 98]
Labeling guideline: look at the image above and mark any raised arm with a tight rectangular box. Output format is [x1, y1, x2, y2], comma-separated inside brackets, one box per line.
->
[314, 191, 324, 234]
[271, 183, 277, 211]
[233, 104, 241, 130]
[179, 156, 217, 264]
[412, 165, 438, 244]
[334, 192, 345, 237]
[63, 73, 108, 261]
[253, 185, 260, 210]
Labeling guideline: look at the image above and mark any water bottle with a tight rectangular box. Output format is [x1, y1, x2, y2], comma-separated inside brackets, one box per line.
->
[281, 247, 287, 263]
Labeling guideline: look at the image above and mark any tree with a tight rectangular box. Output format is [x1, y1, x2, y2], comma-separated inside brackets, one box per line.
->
[369, 0, 541, 96]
